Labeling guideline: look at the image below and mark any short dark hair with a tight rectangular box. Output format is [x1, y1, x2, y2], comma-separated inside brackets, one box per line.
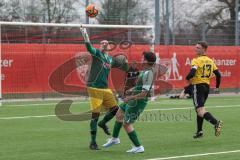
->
[143, 51, 156, 66]
[197, 41, 208, 50]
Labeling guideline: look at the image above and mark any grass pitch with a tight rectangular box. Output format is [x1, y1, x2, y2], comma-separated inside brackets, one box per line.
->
[1, 96, 240, 160]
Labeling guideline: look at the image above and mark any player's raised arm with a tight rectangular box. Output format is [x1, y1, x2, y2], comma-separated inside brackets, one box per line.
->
[80, 26, 97, 56]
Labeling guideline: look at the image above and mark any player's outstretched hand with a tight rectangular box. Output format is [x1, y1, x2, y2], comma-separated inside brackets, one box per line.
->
[80, 26, 90, 42]
[80, 26, 85, 33]
[125, 89, 132, 95]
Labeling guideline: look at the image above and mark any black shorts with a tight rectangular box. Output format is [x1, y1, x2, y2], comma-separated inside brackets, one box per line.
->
[192, 83, 209, 108]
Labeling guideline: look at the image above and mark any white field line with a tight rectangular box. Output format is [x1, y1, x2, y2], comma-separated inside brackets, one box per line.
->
[0, 104, 240, 120]
[2, 99, 239, 107]
[0, 115, 56, 120]
[146, 104, 240, 111]
[145, 149, 240, 160]
[3, 101, 89, 107]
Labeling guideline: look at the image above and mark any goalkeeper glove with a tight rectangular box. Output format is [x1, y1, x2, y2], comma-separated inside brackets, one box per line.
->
[80, 26, 90, 43]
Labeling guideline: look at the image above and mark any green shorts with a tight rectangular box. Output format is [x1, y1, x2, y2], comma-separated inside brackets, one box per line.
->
[119, 100, 147, 124]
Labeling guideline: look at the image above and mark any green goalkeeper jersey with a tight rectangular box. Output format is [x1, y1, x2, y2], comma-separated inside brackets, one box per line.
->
[85, 42, 113, 88]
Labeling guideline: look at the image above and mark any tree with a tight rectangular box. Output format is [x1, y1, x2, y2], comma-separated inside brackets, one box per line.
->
[97, 0, 149, 25]
[0, 0, 82, 43]
[95, 0, 151, 44]
[0, 0, 80, 23]
[0, 0, 22, 21]
[40, 0, 79, 23]
[173, 0, 238, 45]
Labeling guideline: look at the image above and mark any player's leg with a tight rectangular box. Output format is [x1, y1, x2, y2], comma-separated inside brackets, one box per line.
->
[89, 112, 100, 150]
[203, 91, 223, 136]
[112, 106, 124, 138]
[98, 89, 118, 135]
[123, 103, 145, 153]
[193, 85, 204, 138]
[192, 84, 204, 138]
[124, 123, 144, 153]
[102, 106, 125, 148]
[98, 105, 118, 135]
[197, 113, 204, 134]
[194, 84, 222, 137]
[202, 86, 222, 136]
[197, 107, 223, 136]
[193, 112, 204, 138]
[87, 87, 103, 150]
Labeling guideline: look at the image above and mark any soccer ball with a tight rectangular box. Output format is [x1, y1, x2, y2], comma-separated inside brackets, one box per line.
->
[85, 4, 98, 18]
[112, 54, 128, 70]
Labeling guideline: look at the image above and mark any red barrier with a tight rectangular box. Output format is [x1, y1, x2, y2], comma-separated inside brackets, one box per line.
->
[154, 45, 240, 89]
[2, 44, 239, 94]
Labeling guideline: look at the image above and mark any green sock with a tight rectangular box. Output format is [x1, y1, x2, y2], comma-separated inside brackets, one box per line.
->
[113, 121, 123, 138]
[127, 130, 141, 147]
[100, 107, 118, 124]
[90, 118, 98, 143]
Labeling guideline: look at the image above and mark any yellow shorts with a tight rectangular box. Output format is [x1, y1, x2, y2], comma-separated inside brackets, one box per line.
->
[87, 87, 117, 112]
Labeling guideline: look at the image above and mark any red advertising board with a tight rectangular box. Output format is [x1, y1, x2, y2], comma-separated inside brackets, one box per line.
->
[2, 44, 239, 94]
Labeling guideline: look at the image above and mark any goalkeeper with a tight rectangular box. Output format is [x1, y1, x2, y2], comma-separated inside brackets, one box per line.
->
[80, 26, 128, 150]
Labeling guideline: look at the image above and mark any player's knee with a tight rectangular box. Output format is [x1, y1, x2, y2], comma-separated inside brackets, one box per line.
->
[197, 112, 203, 117]
[123, 123, 133, 133]
[91, 112, 100, 119]
[115, 110, 123, 122]
[123, 123, 128, 129]
[111, 106, 119, 115]
[196, 107, 205, 117]
[116, 114, 123, 122]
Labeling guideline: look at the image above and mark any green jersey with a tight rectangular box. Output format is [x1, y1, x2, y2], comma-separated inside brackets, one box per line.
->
[130, 68, 154, 103]
[85, 42, 113, 88]
[120, 68, 155, 123]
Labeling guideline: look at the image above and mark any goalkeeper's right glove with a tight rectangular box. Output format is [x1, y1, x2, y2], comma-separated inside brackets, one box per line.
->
[80, 26, 90, 43]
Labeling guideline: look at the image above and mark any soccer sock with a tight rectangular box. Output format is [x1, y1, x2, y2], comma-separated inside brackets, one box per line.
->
[99, 106, 118, 125]
[203, 112, 218, 125]
[90, 118, 98, 143]
[127, 130, 141, 147]
[197, 115, 204, 132]
[112, 121, 123, 138]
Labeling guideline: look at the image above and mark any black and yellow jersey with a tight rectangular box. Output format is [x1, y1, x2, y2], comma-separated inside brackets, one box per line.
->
[190, 55, 218, 85]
